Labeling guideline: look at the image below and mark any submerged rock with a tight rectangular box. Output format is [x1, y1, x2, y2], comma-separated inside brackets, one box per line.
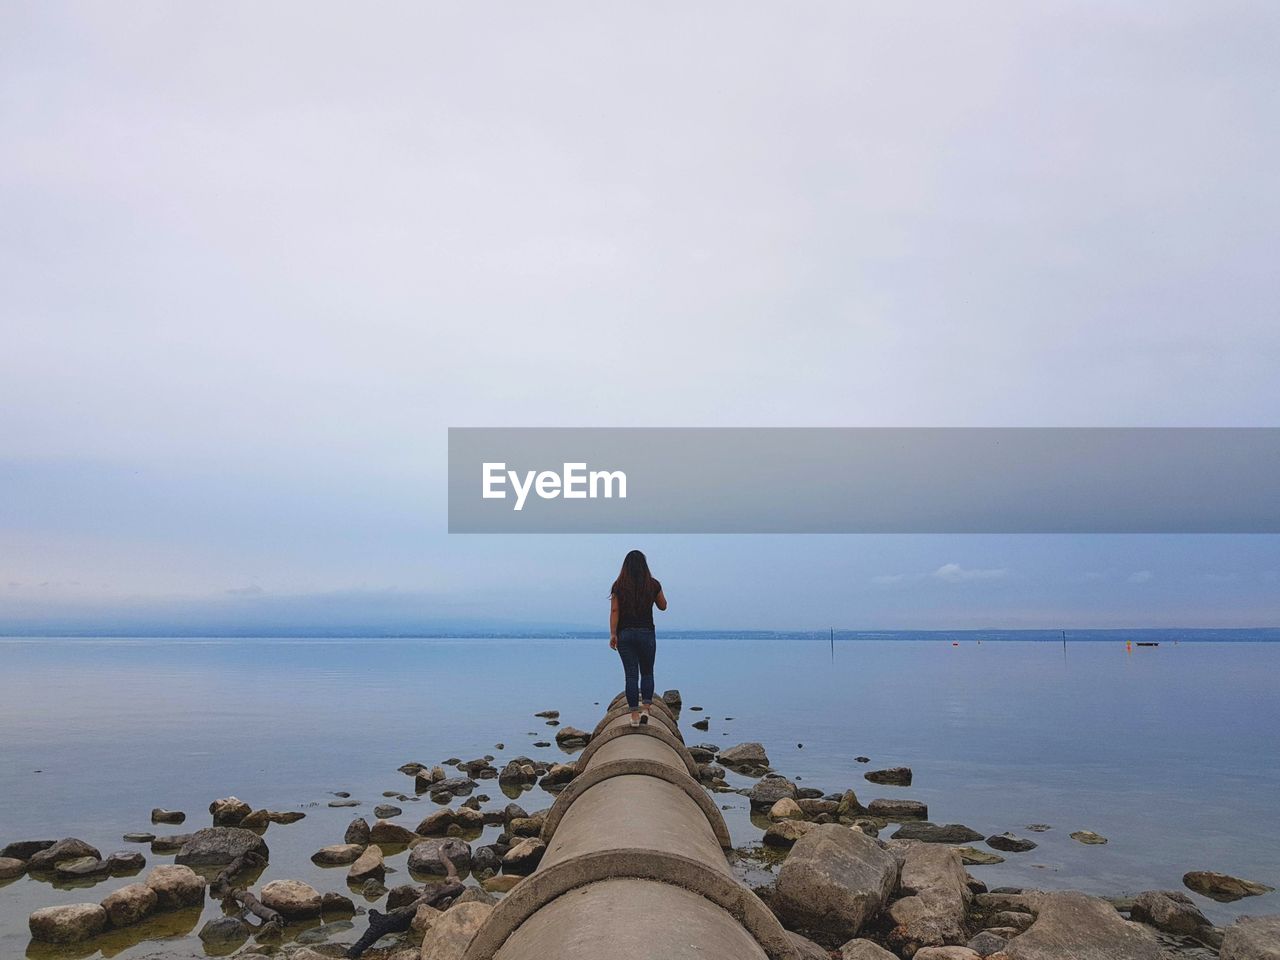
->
[987, 832, 1037, 852]
[198, 916, 250, 944]
[954, 846, 1005, 865]
[1183, 871, 1275, 903]
[773, 824, 899, 946]
[122, 832, 155, 843]
[892, 822, 983, 844]
[55, 856, 112, 878]
[1069, 830, 1108, 845]
[868, 799, 928, 821]
[28, 903, 107, 943]
[312, 843, 366, 866]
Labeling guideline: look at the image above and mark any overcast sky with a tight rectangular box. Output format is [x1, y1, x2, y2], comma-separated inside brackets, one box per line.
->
[2, 2, 1278, 633]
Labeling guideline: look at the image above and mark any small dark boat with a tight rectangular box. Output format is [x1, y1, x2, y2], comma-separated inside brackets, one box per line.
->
[1136, 641, 1160, 647]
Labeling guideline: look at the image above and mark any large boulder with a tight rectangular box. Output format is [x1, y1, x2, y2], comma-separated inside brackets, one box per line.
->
[175, 827, 268, 867]
[1001, 891, 1161, 960]
[27, 838, 101, 871]
[773, 824, 899, 946]
[144, 864, 206, 909]
[750, 776, 799, 810]
[886, 843, 972, 952]
[100, 882, 158, 927]
[28, 903, 107, 943]
[409, 838, 472, 876]
[840, 940, 898, 960]
[1129, 890, 1211, 937]
[419, 901, 493, 960]
[1221, 915, 1280, 960]
[719, 742, 769, 767]
[261, 879, 323, 919]
[892, 822, 982, 844]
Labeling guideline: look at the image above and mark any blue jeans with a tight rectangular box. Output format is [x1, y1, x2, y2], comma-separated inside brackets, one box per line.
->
[616, 627, 656, 710]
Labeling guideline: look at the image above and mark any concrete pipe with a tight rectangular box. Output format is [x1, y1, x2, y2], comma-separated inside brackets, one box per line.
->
[460, 701, 800, 960]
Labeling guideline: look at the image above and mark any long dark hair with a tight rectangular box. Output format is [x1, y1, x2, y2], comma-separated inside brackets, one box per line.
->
[611, 549, 655, 610]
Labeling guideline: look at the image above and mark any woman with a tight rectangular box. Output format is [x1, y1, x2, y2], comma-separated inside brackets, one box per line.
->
[609, 549, 668, 727]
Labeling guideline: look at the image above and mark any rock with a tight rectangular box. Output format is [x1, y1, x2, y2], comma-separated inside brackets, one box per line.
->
[773, 824, 899, 946]
[954, 846, 1005, 865]
[886, 843, 971, 952]
[1026, 824, 1051, 832]
[2, 839, 55, 860]
[987, 832, 1037, 852]
[400, 762, 428, 775]
[416, 809, 456, 836]
[198, 916, 250, 944]
[764, 820, 815, 848]
[553, 726, 592, 748]
[122, 833, 155, 843]
[150, 808, 186, 824]
[239, 808, 271, 828]
[502, 837, 546, 875]
[174, 826, 268, 867]
[209, 796, 252, 826]
[799, 798, 839, 816]
[1069, 830, 1107, 845]
[261, 878, 323, 919]
[322, 891, 356, 915]
[409, 838, 472, 875]
[868, 798, 928, 821]
[789, 930, 833, 959]
[482, 874, 523, 893]
[750, 776, 799, 810]
[27, 837, 102, 871]
[534, 710, 560, 719]
[149, 833, 192, 853]
[992, 910, 1035, 932]
[429, 777, 479, 800]
[345, 817, 372, 845]
[144, 863, 205, 909]
[719, 742, 769, 767]
[386, 883, 423, 910]
[914, 949, 981, 960]
[661, 689, 682, 707]
[419, 901, 493, 960]
[55, 856, 110, 878]
[840, 939, 898, 960]
[770, 797, 806, 821]
[967, 930, 1009, 955]
[312, 843, 365, 866]
[1129, 889, 1211, 936]
[370, 819, 418, 845]
[347, 844, 385, 883]
[509, 814, 546, 837]
[100, 882, 157, 927]
[541, 763, 576, 787]
[1221, 915, 1280, 960]
[360, 877, 387, 899]
[412, 903, 443, 935]
[0, 857, 26, 879]
[329, 798, 361, 807]
[29, 903, 108, 943]
[107, 850, 146, 873]
[1001, 891, 1161, 960]
[892, 822, 983, 844]
[373, 804, 403, 819]
[837, 789, 866, 817]
[865, 767, 913, 786]
[472, 845, 502, 879]
[1183, 871, 1275, 903]
[692, 718, 710, 731]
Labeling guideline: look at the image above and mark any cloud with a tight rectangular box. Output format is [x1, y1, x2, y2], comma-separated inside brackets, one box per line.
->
[871, 574, 906, 585]
[225, 584, 264, 596]
[933, 563, 1008, 583]
[1127, 570, 1155, 584]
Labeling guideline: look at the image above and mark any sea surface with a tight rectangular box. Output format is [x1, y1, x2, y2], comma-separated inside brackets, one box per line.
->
[1, 633, 1278, 957]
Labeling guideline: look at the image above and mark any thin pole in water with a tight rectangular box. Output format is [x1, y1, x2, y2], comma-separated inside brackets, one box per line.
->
[830, 627, 835, 661]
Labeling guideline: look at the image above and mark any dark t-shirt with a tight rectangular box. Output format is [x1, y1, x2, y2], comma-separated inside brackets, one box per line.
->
[613, 578, 662, 630]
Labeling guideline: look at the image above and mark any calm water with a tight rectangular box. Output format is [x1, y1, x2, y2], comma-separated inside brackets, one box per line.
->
[1, 635, 1278, 957]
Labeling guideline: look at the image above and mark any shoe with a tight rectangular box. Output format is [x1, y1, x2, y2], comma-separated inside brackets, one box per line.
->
[629, 716, 640, 728]
[639, 713, 650, 726]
